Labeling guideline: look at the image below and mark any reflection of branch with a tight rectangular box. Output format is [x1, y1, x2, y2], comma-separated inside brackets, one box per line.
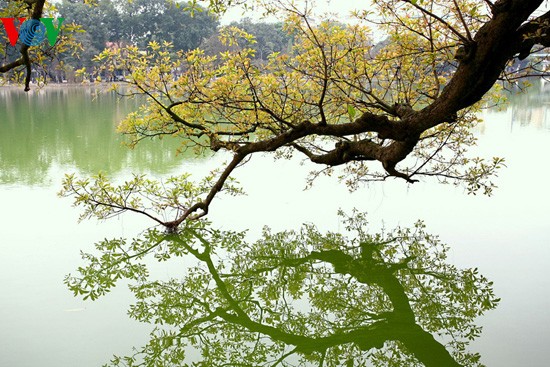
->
[189, 228, 251, 319]
[175, 224, 466, 367]
[180, 233, 463, 367]
[269, 347, 298, 367]
[69, 206, 498, 366]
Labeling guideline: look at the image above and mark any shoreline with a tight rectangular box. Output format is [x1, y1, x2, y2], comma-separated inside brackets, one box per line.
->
[0, 81, 118, 91]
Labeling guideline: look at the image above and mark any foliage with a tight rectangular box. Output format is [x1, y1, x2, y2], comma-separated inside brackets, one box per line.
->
[64, 210, 499, 367]
[56, 0, 122, 70]
[229, 18, 292, 61]
[59, 171, 244, 226]
[56, 0, 219, 72]
[65, 0, 550, 230]
[94, 11, 505, 201]
[111, 0, 219, 51]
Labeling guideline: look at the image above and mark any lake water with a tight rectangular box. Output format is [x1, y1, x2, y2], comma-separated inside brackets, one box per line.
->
[0, 86, 549, 366]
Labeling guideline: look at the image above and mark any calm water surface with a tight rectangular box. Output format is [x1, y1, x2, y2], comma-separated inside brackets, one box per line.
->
[0, 86, 549, 367]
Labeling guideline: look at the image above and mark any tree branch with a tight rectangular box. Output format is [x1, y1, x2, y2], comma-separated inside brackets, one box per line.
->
[0, 0, 47, 91]
[516, 9, 550, 60]
[402, 0, 470, 43]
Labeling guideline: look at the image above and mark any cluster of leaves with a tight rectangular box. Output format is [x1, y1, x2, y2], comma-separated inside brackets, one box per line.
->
[65, 210, 499, 367]
[59, 171, 244, 225]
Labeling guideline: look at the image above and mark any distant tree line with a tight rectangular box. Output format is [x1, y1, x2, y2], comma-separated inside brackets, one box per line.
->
[201, 17, 293, 62]
[56, 0, 292, 80]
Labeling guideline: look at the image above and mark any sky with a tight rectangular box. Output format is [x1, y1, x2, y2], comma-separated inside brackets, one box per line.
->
[219, 0, 365, 24]
[219, 0, 550, 24]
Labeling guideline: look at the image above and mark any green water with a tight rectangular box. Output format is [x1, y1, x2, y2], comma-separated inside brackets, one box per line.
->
[0, 86, 191, 185]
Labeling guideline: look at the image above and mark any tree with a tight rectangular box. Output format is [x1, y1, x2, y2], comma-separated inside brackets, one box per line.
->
[57, 0, 122, 70]
[113, 0, 218, 51]
[231, 18, 292, 61]
[199, 18, 292, 63]
[0, 0, 218, 86]
[64, 0, 550, 231]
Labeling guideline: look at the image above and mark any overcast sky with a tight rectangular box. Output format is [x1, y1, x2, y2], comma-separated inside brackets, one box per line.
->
[219, 0, 550, 24]
[219, 0, 364, 24]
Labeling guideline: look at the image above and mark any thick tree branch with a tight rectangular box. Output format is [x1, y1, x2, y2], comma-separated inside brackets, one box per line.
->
[516, 9, 550, 59]
[420, 0, 544, 127]
[0, 58, 25, 72]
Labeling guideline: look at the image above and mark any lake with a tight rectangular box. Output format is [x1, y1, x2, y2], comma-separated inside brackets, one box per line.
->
[0, 85, 549, 366]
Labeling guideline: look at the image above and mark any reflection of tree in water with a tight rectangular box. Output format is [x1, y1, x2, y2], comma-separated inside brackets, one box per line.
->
[66, 211, 498, 367]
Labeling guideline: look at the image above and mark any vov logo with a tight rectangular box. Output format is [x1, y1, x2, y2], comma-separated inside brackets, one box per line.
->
[1, 18, 64, 46]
